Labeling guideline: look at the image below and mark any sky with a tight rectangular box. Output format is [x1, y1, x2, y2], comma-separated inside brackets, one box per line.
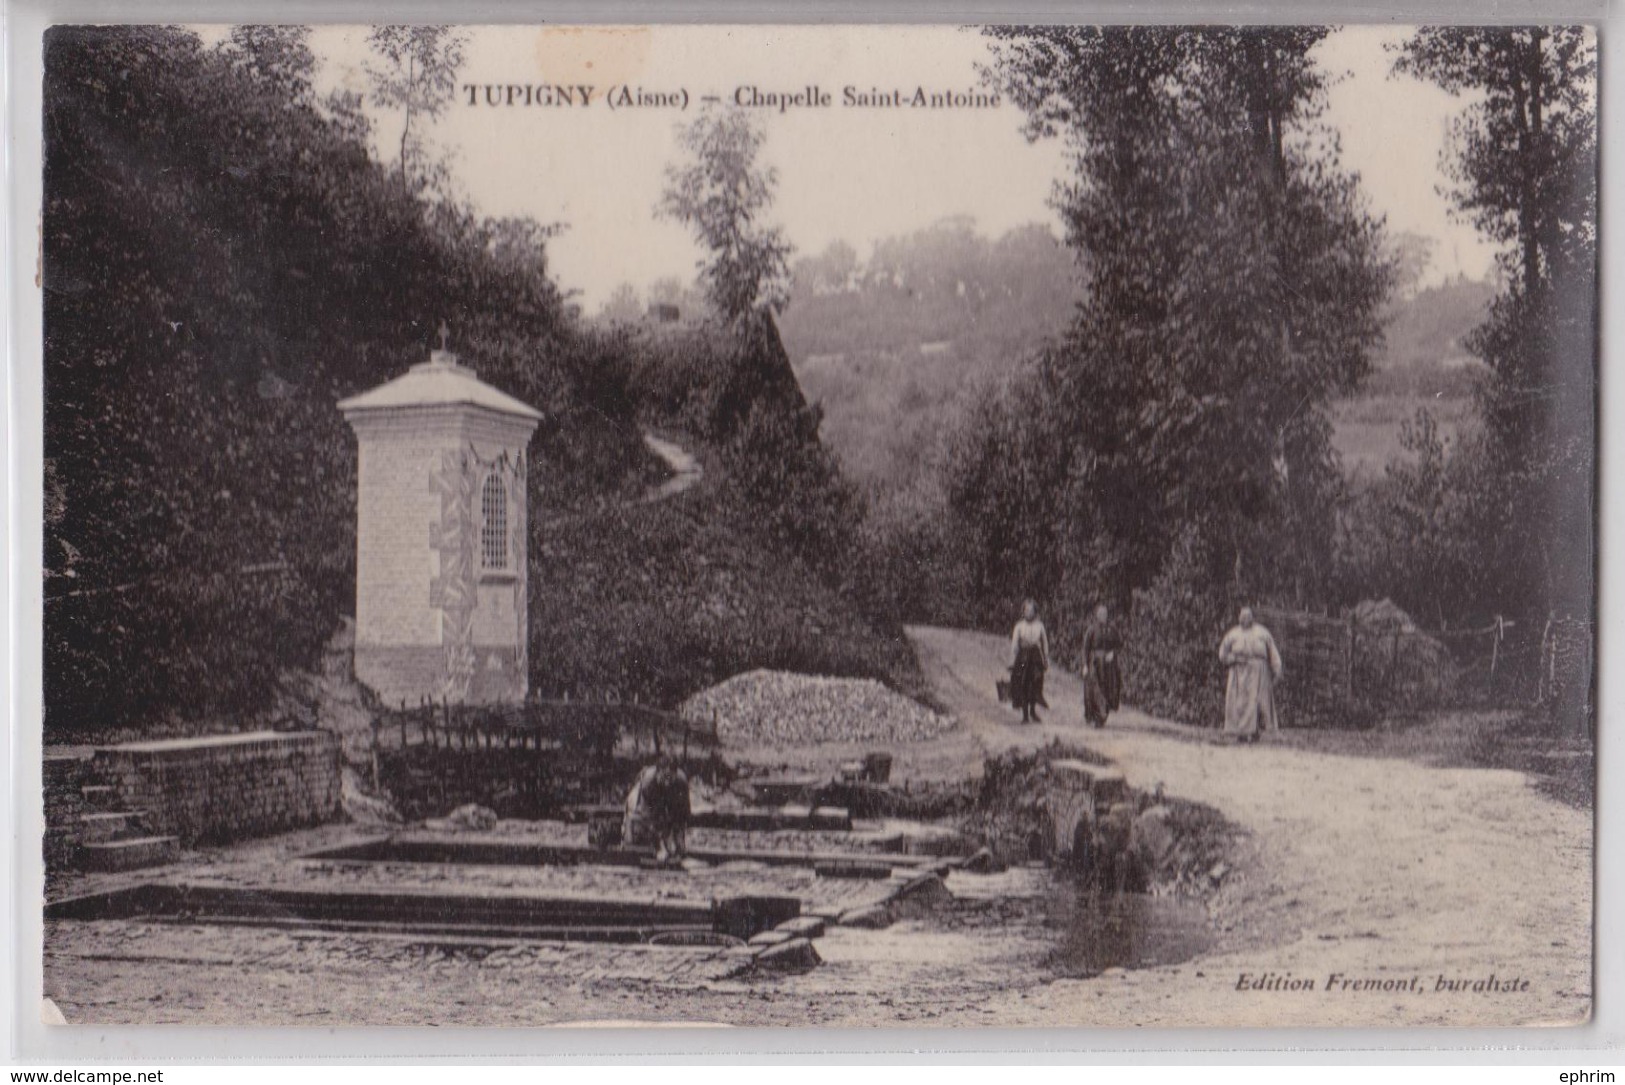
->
[294, 24, 1503, 310]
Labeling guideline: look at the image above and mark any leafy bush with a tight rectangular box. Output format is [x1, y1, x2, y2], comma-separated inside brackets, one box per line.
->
[1123, 527, 1230, 726]
[527, 476, 923, 709]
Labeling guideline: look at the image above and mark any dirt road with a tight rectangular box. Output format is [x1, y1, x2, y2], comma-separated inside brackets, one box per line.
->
[906, 625, 1593, 1027]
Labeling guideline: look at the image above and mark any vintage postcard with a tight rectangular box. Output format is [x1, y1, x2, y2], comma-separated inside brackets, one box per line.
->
[35, 22, 1595, 1028]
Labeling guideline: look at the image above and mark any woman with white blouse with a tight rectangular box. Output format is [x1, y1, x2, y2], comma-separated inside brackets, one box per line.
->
[1009, 599, 1050, 723]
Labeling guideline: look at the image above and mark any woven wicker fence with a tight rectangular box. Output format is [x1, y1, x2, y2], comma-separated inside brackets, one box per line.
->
[1252, 605, 1588, 730]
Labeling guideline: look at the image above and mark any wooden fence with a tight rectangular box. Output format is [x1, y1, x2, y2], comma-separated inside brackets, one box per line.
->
[367, 698, 721, 819]
[1251, 606, 1354, 726]
[373, 697, 718, 757]
[1537, 617, 1595, 739]
[1254, 605, 1589, 730]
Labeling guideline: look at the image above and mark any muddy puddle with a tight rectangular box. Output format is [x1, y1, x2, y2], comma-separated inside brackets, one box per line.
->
[1045, 887, 1215, 977]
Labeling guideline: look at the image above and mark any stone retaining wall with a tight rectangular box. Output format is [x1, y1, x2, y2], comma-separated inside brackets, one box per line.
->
[1044, 758, 1128, 861]
[44, 752, 94, 872]
[93, 731, 341, 845]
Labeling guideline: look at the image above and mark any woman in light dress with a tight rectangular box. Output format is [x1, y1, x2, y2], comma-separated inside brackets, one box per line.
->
[1218, 607, 1283, 743]
[1009, 599, 1050, 723]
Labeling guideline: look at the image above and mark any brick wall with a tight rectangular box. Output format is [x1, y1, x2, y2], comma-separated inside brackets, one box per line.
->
[354, 428, 442, 649]
[93, 731, 341, 846]
[43, 752, 94, 871]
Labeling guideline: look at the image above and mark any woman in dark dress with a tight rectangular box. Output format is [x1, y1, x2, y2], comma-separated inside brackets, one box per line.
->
[1009, 599, 1050, 723]
[1081, 603, 1124, 728]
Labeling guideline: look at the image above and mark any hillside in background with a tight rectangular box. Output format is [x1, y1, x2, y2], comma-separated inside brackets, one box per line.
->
[1333, 275, 1495, 476]
[1367, 275, 1495, 390]
[778, 219, 1081, 501]
[776, 219, 1495, 491]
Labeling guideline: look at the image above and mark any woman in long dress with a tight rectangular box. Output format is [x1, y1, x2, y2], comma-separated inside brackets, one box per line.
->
[1081, 603, 1124, 729]
[1009, 599, 1050, 723]
[1218, 607, 1283, 743]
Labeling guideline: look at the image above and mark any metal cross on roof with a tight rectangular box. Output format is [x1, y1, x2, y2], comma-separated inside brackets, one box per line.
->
[437, 321, 450, 352]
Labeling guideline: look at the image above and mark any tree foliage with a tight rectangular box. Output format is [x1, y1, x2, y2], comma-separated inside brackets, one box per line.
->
[366, 25, 468, 189]
[646, 105, 863, 581]
[1392, 27, 1596, 621]
[1336, 411, 1492, 628]
[221, 25, 317, 104]
[42, 25, 644, 736]
[658, 106, 794, 323]
[1393, 28, 1596, 297]
[954, 26, 1391, 718]
[632, 312, 862, 578]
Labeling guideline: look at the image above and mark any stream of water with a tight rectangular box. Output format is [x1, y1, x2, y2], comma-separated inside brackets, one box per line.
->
[1046, 886, 1215, 977]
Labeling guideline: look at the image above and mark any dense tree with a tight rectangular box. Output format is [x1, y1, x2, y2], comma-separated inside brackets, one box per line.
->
[966, 26, 1390, 716]
[1336, 411, 1483, 627]
[41, 25, 642, 735]
[1393, 27, 1596, 620]
[652, 106, 862, 578]
[220, 25, 317, 104]
[1394, 28, 1595, 299]
[366, 25, 468, 188]
[657, 106, 794, 323]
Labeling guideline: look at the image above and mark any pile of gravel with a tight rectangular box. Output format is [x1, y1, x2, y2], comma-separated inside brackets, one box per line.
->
[681, 670, 953, 747]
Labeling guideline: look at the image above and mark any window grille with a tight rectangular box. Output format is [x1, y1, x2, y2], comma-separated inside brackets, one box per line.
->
[481, 472, 508, 571]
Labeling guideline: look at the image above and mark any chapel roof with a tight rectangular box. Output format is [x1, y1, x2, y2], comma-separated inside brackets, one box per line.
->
[338, 350, 543, 421]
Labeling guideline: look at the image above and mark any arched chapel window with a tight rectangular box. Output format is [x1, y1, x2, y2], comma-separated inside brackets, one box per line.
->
[481, 472, 508, 571]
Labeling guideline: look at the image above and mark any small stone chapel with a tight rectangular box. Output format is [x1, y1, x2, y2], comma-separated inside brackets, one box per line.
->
[339, 336, 542, 706]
